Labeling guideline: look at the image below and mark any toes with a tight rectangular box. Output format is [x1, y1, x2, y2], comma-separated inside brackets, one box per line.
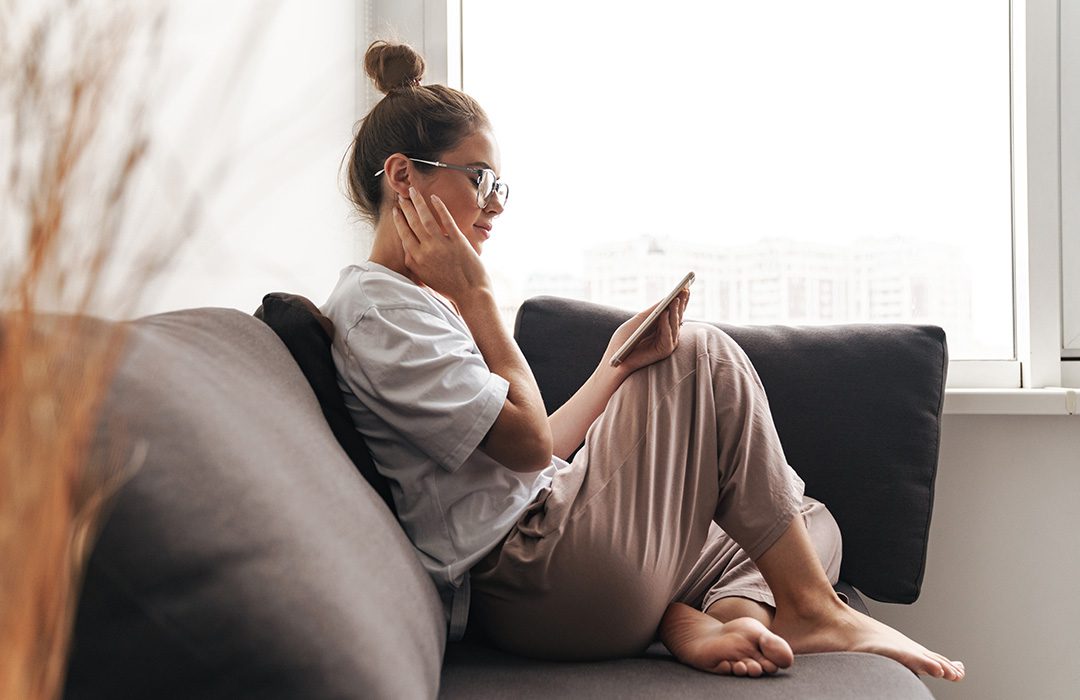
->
[758, 631, 794, 668]
[922, 656, 946, 678]
[759, 658, 779, 674]
[891, 647, 943, 678]
[744, 659, 764, 677]
[732, 660, 748, 676]
[933, 653, 965, 680]
[715, 660, 733, 675]
[928, 653, 957, 680]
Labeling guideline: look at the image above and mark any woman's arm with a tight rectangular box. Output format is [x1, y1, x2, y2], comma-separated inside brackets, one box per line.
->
[548, 362, 629, 460]
[455, 286, 554, 473]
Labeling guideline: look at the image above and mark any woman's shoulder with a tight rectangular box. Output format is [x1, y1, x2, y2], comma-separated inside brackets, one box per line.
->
[322, 262, 450, 332]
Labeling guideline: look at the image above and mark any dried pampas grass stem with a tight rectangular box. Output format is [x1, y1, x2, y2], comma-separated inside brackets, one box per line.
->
[0, 1, 197, 698]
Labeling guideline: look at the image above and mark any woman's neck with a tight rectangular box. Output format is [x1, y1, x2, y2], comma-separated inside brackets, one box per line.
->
[367, 219, 462, 316]
[368, 219, 425, 287]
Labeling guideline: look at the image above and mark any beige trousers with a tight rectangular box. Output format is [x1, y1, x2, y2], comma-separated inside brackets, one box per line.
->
[470, 323, 842, 660]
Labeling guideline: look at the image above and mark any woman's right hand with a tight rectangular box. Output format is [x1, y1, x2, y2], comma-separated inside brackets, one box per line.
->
[393, 186, 492, 304]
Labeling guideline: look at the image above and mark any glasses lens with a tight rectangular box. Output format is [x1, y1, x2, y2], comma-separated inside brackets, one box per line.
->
[476, 169, 495, 207]
[494, 182, 509, 206]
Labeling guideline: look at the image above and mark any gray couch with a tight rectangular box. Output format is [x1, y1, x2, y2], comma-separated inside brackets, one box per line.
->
[64, 295, 946, 699]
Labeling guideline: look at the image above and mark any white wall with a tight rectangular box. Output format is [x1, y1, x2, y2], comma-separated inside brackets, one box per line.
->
[142, 0, 363, 315]
[865, 413, 1080, 700]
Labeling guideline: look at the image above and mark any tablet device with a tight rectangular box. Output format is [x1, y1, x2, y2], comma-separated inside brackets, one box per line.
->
[610, 271, 695, 368]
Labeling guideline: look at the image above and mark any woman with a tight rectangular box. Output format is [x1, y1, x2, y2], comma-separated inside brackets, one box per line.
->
[322, 40, 964, 680]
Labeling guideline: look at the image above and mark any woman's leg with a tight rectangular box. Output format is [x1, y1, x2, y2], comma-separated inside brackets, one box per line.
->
[661, 495, 841, 675]
[471, 323, 806, 662]
[653, 329, 964, 680]
[472, 324, 963, 679]
[693, 496, 843, 627]
[756, 516, 965, 679]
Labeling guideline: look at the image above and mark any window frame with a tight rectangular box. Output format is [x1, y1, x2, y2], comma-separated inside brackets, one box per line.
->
[365, 0, 1075, 391]
[1060, 0, 1080, 377]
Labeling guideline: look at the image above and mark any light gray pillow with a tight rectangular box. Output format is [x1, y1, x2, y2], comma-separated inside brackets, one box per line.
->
[65, 308, 444, 700]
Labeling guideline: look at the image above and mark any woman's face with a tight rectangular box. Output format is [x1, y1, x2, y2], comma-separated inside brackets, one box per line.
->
[412, 129, 504, 255]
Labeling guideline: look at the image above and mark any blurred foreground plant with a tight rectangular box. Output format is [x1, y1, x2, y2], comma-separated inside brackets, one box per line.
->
[0, 1, 199, 697]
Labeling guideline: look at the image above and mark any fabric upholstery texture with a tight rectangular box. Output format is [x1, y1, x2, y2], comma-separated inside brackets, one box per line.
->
[254, 292, 396, 514]
[514, 296, 948, 605]
[441, 645, 933, 699]
[64, 308, 444, 699]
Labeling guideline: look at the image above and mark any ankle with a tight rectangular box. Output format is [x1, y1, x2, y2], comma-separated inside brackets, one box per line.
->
[774, 589, 848, 621]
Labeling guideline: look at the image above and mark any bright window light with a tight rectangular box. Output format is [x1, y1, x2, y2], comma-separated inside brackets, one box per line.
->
[462, 0, 1013, 360]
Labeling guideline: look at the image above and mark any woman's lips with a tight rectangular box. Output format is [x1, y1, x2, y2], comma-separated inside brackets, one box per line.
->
[474, 225, 491, 240]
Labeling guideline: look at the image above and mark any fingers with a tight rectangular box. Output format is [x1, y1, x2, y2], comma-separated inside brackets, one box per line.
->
[396, 194, 421, 237]
[399, 188, 469, 248]
[664, 289, 689, 346]
[408, 186, 446, 238]
[429, 194, 465, 241]
[396, 189, 434, 242]
[666, 298, 680, 341]
[391, 207, 420, 250]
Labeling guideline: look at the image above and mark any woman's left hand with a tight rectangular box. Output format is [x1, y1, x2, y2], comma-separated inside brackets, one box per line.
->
[602, 289, 690, 376]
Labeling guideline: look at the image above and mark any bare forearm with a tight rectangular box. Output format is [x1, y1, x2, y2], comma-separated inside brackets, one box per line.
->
[549, 361, 629, 460]
[457, 288, 538, 401]
[457, 288, 552, 469]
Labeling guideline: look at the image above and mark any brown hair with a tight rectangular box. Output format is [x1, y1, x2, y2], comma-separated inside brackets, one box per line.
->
[344, 40, 491, 223]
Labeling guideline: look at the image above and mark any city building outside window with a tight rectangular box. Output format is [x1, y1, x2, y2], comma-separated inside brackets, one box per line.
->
[461, 0, 1014, 364]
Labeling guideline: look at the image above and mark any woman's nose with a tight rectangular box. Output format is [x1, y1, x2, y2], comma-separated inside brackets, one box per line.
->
[484, 196, 504, 216]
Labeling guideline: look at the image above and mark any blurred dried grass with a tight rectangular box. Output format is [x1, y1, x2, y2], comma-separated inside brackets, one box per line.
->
[0, 1, 197, 697]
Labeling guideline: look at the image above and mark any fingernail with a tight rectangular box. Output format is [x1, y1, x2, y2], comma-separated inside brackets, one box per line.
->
[408, 186, 417, 196]
[431, 194, 441, 203]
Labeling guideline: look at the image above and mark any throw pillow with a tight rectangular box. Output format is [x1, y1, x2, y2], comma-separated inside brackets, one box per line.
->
[255, 292, 396, 515]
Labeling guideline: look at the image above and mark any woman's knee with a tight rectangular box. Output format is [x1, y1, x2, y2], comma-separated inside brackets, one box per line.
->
[673, 323, 755, 376]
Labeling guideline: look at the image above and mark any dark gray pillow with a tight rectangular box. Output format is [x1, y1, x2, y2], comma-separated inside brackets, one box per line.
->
[65, 308, 444, 699]
[514, 296, 947, 605]
[254, 292, 396, 516]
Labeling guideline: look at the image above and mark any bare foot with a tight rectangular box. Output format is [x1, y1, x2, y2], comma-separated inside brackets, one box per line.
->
[659, 602, 794, 677]
[771, 598, 965, 681]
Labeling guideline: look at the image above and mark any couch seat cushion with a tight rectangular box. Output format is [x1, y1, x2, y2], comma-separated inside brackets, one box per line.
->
[441, 642, 933, 699]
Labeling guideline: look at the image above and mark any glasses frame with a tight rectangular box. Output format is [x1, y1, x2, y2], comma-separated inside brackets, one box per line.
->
[374, 157, 509, 208]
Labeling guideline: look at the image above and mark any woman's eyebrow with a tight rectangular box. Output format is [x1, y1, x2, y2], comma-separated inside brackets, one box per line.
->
[468, 161, 494, 170]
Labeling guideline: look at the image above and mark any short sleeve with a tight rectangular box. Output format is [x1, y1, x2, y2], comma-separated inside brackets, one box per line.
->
[340, 305, 509, 472]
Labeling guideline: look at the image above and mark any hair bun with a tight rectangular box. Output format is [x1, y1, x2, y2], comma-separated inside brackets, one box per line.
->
[364, 40, 425, 93]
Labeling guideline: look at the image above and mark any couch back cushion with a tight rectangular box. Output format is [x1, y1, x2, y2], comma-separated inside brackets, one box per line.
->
[514, 296, 947, 605]
[65, 308, 444, 699]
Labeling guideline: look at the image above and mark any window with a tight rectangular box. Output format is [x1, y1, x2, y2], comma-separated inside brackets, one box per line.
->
[462, 0, 1014, 367]
[366, 0, 1073, 390]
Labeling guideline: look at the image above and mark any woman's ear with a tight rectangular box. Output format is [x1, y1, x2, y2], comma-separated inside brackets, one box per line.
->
[382, 153, 412, 198]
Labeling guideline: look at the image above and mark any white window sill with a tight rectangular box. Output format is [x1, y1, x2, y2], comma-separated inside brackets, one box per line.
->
[943, 388, 1079, 415]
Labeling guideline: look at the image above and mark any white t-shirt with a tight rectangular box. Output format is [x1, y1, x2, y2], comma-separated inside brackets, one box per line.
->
[322, 262, 560, 640]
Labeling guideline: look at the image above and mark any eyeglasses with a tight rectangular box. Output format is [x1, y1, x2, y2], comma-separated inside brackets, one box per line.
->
[374, 157, 509, 208]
